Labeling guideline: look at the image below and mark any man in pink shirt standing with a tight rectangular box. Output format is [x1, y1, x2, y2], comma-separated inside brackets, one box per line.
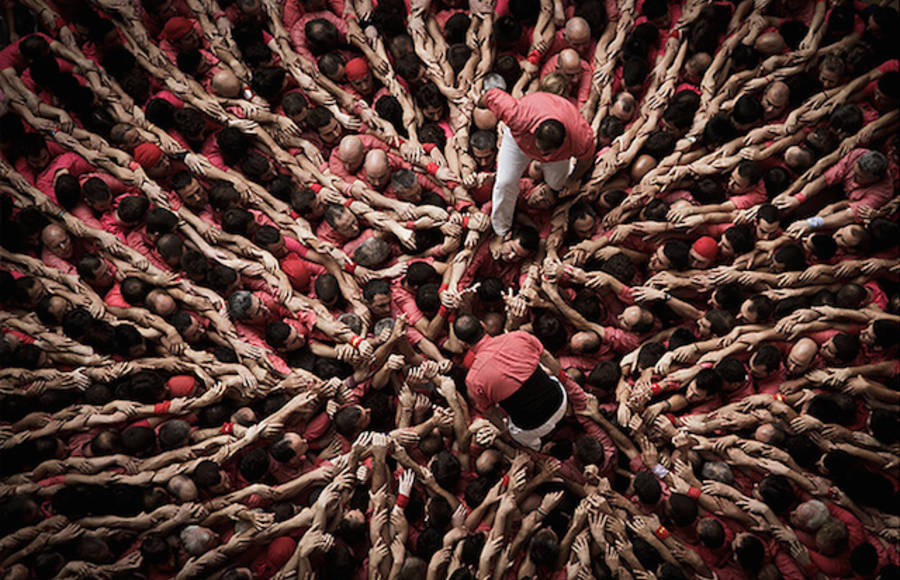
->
[481, 84, 595, 236]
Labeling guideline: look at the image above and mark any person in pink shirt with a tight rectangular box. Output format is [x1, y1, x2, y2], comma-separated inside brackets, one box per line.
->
[482, 86, 595, 236]
[538, 49, 593, 107]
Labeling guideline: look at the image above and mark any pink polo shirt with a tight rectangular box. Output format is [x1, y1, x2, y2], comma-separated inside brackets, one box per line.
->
[483, 89, 595, 163]
[539, 54, 593, 107]
[823, 148, 895, 217]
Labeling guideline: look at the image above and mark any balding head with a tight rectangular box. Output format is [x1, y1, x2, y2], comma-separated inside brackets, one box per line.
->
[168, 474, 198, 501]
[686, 52, 711, 83]
[558, 49, 582, 78]
[338, 136, 365, 173]
[211, 70, 241, 98]
[473, 106, 498, 130]
[790, 500, 829, 532]
[364, 149, 390, 189]
[564, 17, 591, 53]
[631, 154, 657, 181]
[611, 92, 636, 122]
[41, 224, 73, 258]
[786, 338, 818, 376]
[762, 81, 790, 120]
[755, 31, 785, 56]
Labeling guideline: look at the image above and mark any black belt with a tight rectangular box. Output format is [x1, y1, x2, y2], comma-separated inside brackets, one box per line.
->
[498, 366, 564, 430]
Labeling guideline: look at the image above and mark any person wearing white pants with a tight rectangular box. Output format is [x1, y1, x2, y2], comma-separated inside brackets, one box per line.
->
[491, 126, 574, 236]
[482, 87, 596, 236]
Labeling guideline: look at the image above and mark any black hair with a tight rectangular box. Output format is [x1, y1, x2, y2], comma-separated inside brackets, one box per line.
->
[723, 225, 755, 256]
[238, 447, 270, 482]
[735, 534, 766, 571]
[753, 344, 782, 373]
[634, 470, 662, 504]
[662, 240, 690, 270]
[535, 119, 566, 150]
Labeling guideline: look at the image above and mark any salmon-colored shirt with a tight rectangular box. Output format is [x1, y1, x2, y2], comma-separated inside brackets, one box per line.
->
[464, 331, 543, 411]
[483, 89, 595, 163]
[823, 148, 895, 218]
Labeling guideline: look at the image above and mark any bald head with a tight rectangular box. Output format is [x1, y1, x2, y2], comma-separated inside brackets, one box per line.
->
[339, 136, 365, 173]
[564, 17, 591, 53]
[631, 154, 657, 181]
[611, 92, 636, 122]
[755, 31, 785, 56]
[41, 224, 73, 258]
[787, 337, 818, 376]
[168, 474, 198, 501]
[364, 149, 390, 188]
[762, 81, 790, 120]
[558, 49, 582, 77]
[686, 52, 711, 83]
[211, 70, 241, 98]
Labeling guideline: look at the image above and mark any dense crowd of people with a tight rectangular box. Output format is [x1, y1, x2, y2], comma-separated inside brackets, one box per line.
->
[0, 0, 899, 578]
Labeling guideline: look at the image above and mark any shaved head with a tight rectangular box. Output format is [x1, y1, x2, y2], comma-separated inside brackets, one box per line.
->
[564, 17, 591, 47]
[611, 92, 636, 121]
[338, 136, 365, 173]
[755, 31, 785, 56]
[211, 70, 241, 98]
[762, 81, 790, 119]
[364, 149, 390, 188]
[558, 49, 582, 77]
[786, 338, 818, 376]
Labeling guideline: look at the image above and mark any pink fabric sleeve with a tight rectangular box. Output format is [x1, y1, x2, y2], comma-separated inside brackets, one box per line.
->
[41, 248, 76, 275]
[728, 189, 767, 210]
[602, 327, 640, 353]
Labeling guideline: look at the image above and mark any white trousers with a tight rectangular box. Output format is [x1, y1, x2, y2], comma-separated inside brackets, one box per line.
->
[491, 126, 572, 236]
[506, 376, 568, 450]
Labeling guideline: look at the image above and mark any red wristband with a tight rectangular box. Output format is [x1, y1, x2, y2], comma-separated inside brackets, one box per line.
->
[343, 198, 354, 208]
[558, 369, 568, 383]
[290, 210, 299, 219]
[350, 335, 363, 349]
[461, 216, 470, 228]
[426, 162, 439, 175]
[688, 486, 702, 499]
[527, 50, 541, 65]
[422, 142, 436, 153]
[655, 525, 670, 540]
[774, 393, 785, 402]
[154, 401, 171, 415]
[650, 382, 663, 395]
[220, 422, 234, 434]
[310, 183, 323, 193]
[794, 192, 807, 203]
[405, 220, 416, 229]
[438, 305, 449, 318]
[502, 474, 510, 487]
[344, 261, 357, 274]
[699, 362, 714, 369]
[396, 494, 409, 509]
[439, 284, 449, 293]
[669, 29, 680, 40]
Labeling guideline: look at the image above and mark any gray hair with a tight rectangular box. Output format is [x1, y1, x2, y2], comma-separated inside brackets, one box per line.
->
[483, 73, 507, 92]
[227, 290, 254, 320]
[338, 312, 364, 335]
[373, 317, 395, 337]
[353, 237, 390, 268]
[180, 525, 215, 556]
[795, 500, 829, 531]
[470, 129, 497, 151]
[857, 150, 888, 177]
[390, 169, 417, 191]
[700, 460, 734, 484]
